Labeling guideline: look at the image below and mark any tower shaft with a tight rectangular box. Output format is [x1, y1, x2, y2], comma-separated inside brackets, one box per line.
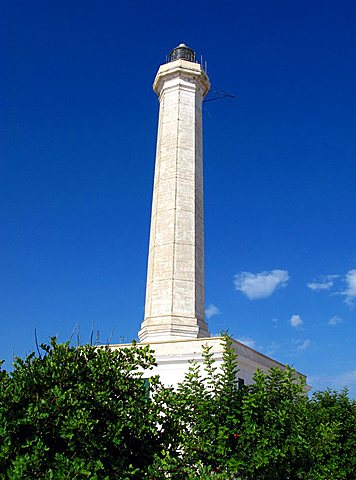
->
[139, 56, 210, 342]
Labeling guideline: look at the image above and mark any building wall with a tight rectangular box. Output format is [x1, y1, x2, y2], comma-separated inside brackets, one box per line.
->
[111, 336, 307, 389]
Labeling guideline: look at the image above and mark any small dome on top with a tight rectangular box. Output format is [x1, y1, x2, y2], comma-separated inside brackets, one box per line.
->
[168, 43, 196, 63]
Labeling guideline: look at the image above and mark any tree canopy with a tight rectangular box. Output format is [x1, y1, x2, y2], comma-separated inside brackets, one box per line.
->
[0, 336, 355, 479]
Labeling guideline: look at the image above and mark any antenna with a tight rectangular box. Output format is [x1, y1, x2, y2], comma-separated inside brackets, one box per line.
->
[204, 89, 237, 103]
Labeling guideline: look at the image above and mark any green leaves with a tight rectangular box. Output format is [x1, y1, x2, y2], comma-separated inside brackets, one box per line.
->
[0, 335, 355, 479]
[0, 338, 163, 479]
[149, 336, 355, 480]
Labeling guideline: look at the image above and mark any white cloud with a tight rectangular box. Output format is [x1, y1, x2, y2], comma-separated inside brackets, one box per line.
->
[234, 269, 289, 300]
[308, 281, 332, 291]
[328, 315, 342, 326]
[265, 341, 280, 356]
[205, 304, 221, 319]
[309, 369, 356, 395]
[337, 369, 356, 384]
[307, 274, 338, 291]
[290, 314, 303, 328]
[342, 269, 356, 307]
[237, 336, 256, 348]
[296, 339, 311, 351]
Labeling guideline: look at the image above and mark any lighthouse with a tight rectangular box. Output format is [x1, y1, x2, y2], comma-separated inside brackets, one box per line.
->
[139, 44, 210, 342]
[111, 44, 307, 390]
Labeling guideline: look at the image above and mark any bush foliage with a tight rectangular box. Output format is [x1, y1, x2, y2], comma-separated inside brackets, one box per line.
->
[0, 336, 355, 479]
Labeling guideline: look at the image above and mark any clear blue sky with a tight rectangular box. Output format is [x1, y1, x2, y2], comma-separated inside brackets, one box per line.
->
[1, 1, 355, 396]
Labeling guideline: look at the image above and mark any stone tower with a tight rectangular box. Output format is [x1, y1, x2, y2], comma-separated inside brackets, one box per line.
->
[139, 44, 211, 342]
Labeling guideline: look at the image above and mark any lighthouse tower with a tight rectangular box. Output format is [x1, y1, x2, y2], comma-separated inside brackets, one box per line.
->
[139, 44, 211, 342]
[109, 44, 307, 390]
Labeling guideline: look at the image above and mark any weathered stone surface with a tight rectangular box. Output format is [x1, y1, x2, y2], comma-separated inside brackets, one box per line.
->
[139, 59, 210, 342]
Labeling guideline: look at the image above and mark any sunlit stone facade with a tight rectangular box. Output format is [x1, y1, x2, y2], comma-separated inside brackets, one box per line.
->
[139, 47, 210, 342]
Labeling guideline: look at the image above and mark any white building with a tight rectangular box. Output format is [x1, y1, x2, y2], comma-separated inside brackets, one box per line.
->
[111, 44, 306, 388]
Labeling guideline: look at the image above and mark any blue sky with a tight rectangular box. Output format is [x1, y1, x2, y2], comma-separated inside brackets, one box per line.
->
[1, 1, 355, 396]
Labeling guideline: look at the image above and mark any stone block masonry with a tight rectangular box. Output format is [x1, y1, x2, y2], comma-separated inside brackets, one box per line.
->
[139, 56, 210, 342]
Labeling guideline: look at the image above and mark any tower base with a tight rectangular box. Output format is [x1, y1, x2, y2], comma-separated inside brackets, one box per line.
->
[138, 315, 210, 342]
